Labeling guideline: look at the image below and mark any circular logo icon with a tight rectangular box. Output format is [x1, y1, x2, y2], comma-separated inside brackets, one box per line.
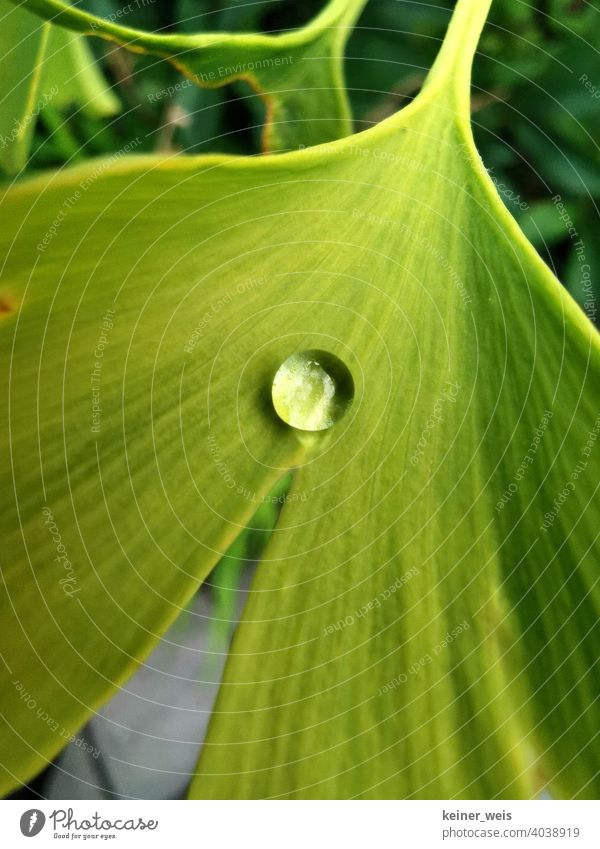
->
[19, 810, 46, 837]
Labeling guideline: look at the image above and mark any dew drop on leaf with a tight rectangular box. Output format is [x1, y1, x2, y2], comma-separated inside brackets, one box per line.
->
[271, 350, 354, 432]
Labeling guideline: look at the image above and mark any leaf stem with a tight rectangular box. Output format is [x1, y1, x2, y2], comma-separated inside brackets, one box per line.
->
[422, 0, 493, 120]
[305, 0, 369, 35]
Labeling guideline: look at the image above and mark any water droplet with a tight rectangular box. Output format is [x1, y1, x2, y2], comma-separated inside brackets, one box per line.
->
[271, 350, 354, 432]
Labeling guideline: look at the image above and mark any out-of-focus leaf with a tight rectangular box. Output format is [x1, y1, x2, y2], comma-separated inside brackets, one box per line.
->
[0, 1, 50, 174]
[12, 0, 367, 152]
[564, 206, 600, 327]
[514, 121, 600, 198]
[547, 0, 598, 38]
[0, 0, 118, 175]
[516, 200, 575, 251]
[42, 23, 120, 118]
[208, 477, 288, 651]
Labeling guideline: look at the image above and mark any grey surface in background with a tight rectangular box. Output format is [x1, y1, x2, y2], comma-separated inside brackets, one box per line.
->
[40, 572, 252, 800]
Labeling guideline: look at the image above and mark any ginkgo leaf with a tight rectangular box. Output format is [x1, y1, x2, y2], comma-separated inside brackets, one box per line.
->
[0, 0, 118, 175]
[11, 0, 367, 152]
[0, 0, 598, 801]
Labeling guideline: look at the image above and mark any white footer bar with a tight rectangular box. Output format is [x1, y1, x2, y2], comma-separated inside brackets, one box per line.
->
[1, 800, 598, 848]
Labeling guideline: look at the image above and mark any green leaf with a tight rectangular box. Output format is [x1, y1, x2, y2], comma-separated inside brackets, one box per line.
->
[42, 21, 120, 118]
[1, 0, 598, 799]
[0, 0, 118, 175]
[0, 1, 50, 174]
[208, 476, 288, 652]
[11, 0, 367, 152]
